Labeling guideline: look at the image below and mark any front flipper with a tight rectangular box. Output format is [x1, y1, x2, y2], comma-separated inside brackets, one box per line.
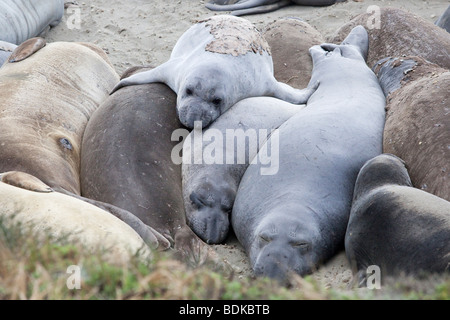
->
[110, 61, 175, 94]
[8, 38, 46, 63]
[0, 171, 53, 193]
[54, 187, 171, 251]
[272, 79, 320, 105]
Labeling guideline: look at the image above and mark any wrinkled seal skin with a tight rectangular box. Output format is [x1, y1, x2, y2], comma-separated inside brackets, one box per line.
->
[435, 5, 450, 33]
[0, 40, 165, 249]
[263, 18, 324, 89]
[205, 0, 345, 16]
[81, 67, 223, 266]
[232, 26, 386, 282]
[345, 154, 450, 285]
[330, 7, 450, 70]
[0, 0, 64, 44]
[0, 173, 152, 265]
[182, 97, 302, 244]
[0, 41, 17, 66]
[111, 15, 318, 129]
[374, 56, 449, 202]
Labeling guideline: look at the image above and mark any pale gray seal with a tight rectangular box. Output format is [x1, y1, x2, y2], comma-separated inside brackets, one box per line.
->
[0, 41, 17, 66]
[182, 97, 302, 244]
[345, 154, 450, 284]
[373, 56, 449, 202]
[205, 0, 346, 16]
[0, 0, 64, 44]
[110, 15, 318, 129]
[232, 26, 386, 281]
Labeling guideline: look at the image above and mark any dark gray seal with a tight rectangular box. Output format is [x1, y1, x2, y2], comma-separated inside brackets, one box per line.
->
[373, 56, 449, 202]
[0, 0, 64, 44]
[435, 5, 450, 33]
[0, 41, 17, 66]
[81, 66, 223, 266]
[345, 154, 450, 284]
[205, 0, 346, 16]
[110, 15, 318, 129]
[232, 26, 386, 281]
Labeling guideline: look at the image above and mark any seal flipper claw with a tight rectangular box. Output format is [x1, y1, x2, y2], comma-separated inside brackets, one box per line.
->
[0, 171, 53, 193]
[8, 38, 46, 63]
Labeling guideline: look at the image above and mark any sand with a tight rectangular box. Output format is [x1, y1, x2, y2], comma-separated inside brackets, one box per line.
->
[45, 0, 449, 290]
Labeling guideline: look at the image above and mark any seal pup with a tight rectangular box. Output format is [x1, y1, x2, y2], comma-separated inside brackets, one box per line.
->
[232, 26, 386, 281]
[345, 154, 450, 284]
[205, 0, 346, 16]
[373, 56, 449, 201]
[0, 0, 64, 44]
[0, 39, 165, 249]
[330, 7, 450, 70]
[111, 15, 318, 129]
[182, 97, 302, 244]
[81, 66, 225, 267]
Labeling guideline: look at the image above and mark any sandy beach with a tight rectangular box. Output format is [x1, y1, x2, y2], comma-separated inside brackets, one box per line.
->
[45, 0, 449, 290]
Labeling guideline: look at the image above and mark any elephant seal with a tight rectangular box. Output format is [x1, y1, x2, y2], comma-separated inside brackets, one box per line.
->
[0, 39, 165, 249]
[205, 0, 345, 16]
[0, 172, 152, 265]
[182, 97, 302, 244]
[436, 5, 450, 33]
[345, 154, 450, 284]
[263, 17, 324, 89]
[111, 15, 318, 129]
[81, 66, 223, 267]
[0, 0, 64, 44]
[373, 56, 449, 202]
[232, 26, 386, 281]
[0, 41, 17, 66]
[330, 7, 450, 70]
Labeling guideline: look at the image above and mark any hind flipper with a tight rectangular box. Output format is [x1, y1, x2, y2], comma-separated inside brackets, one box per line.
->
[206, 0, 279, 12]
[230, 0, 291, 16]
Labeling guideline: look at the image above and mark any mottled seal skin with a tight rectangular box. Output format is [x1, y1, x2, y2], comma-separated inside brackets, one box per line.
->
[373, 56, 449, 202]
[111, 15, 318, 129]
[0, 172, 152, 265]
[232, 26, 386, 281]
[330, 7, 450, 70]
[435, 5, 450, 33]
[263, 18, 324, 89]
[0, 40, 165, 249]
[81, 67, 222, 266]
[345, 154, 450, 284]
[0, 41, 17, 66]
[0, 0, 64, 44]
[182, 97, 302, 244]
[205, 0, 345, 16]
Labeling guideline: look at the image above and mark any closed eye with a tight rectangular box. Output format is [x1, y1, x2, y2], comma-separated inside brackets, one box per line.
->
[291, 242, 310, 251]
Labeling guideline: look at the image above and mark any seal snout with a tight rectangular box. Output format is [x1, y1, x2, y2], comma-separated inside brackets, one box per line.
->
[177, 99, 220, 129]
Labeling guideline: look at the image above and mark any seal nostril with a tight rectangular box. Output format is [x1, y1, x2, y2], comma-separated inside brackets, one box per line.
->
[59, 138, 73, 150]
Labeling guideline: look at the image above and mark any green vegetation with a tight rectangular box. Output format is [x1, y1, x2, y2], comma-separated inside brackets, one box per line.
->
[0, 216, 448, 300]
